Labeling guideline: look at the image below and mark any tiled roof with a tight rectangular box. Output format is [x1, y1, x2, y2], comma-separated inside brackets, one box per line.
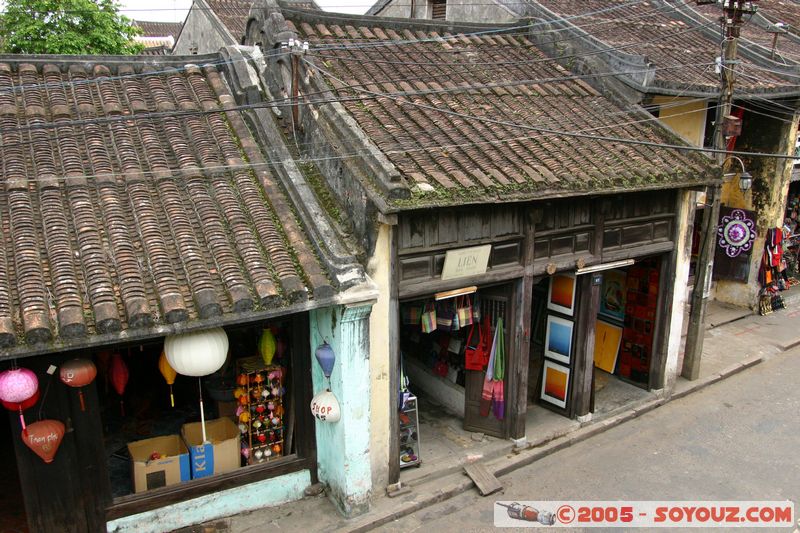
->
[0, 58, 337, 352]
[289, 17, 717, 207]
[133, 20, 184, 38]
[758, 0, 800, 30]
[689, 0, 800, 64]
[529, 0, 795, 94]
[206, 0, 254, 42]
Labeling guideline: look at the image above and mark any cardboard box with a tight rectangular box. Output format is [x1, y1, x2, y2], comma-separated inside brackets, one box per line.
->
[128, 435, 190, 493]
[181, 417, 240, 479]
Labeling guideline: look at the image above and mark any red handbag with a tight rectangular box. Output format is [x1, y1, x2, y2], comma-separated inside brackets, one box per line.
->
[464, 315, 490, 371]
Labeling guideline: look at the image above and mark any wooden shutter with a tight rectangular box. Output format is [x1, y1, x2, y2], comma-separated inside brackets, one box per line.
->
[431, 0, 446, 20]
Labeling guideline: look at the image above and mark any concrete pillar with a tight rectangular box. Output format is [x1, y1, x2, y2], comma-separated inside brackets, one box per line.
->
[309, 304, 373, 517]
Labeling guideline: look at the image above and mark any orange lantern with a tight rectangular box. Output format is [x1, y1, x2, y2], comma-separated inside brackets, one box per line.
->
[158, 352, 177, 407]
[59, 359, 97, 411]
[22, 419, 65, 464]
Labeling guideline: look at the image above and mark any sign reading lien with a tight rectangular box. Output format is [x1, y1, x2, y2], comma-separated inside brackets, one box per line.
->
[441, 245, 492, 281]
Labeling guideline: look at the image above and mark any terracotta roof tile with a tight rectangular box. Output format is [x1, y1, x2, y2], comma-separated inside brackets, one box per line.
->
[531, 0, 795, 93]
[133, 20, 183, 38]
[205, 0, 253, 42]
[294, 17, 715, 205]
[0, 59, 336, 351]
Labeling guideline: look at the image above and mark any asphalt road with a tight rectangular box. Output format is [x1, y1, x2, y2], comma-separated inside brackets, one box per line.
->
[377, 349, 800, 532]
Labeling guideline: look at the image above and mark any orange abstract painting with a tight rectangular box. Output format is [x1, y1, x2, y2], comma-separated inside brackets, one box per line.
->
[548, 273, 576, 316]
[541, 360, 570, 409]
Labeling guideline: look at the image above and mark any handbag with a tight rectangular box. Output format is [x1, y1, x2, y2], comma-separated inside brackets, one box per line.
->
[402, 303, 422, 326]
[456, 296, 474, 327]
[464, 319, 489, 371]
[421, 301, 437, 333]
[436, 300, 454, 330]
[472, 293, 482, 322]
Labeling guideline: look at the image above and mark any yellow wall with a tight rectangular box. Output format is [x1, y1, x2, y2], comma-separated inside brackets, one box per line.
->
[367, 223, 392, 488]
[652, 96, 708, 148]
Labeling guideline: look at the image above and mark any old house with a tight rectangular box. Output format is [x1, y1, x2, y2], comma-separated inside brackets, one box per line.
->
[244, 0, 720, 491]
[0, 51, 376, 532]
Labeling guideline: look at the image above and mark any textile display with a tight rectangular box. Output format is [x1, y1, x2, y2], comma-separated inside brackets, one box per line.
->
[479, 317, 505, 420]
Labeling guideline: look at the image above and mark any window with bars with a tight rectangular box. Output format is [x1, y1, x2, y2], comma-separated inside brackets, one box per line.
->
[431, 0, 446, 20]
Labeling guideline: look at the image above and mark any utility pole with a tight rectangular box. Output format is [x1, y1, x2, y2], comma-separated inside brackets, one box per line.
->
[683, 0, 755, 380]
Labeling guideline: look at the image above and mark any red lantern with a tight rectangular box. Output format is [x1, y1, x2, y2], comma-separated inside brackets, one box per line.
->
[59, 359, 97, 412]
[22, 419, 65, 464]
[109, 354, 129, 415]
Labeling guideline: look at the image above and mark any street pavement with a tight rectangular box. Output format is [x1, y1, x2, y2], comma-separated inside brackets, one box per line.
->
[376, 348, 800, 532]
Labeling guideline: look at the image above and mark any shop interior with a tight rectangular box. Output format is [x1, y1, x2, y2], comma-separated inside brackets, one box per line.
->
[398, 285, 511, 471]
[97, 319, 296, 499]
[529, 261, 659, 420]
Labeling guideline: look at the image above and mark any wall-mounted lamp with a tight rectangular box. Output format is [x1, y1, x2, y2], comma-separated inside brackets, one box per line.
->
[723, 156, 753, 193]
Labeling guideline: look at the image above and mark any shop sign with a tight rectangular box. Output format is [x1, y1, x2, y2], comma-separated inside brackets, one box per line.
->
[441, 245, 492, 280]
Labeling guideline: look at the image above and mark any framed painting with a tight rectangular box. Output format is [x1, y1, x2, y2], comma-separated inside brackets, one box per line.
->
[599, 269, 627, 322]
[540, 360, 570, 409]
[544, 315, 573, 365]
[593, 320, 623, 374]
[547, 272, 576, 317]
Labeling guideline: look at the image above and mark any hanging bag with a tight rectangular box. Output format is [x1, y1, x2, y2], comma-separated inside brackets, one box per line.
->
[402, 303, 422, 326]
[420, 301, 437, 333]
[464, 321, 487, 371]
[436, 300, 454, 330]
[456, 296, 474, 327]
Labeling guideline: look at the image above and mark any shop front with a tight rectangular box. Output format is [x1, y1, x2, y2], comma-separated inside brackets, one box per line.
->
[389, 189, 690, 475]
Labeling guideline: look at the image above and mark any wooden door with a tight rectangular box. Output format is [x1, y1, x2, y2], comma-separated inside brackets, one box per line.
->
[463, 285, 513, 438]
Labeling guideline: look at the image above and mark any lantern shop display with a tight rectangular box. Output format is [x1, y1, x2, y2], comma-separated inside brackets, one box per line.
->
[235, 359, 285, 465]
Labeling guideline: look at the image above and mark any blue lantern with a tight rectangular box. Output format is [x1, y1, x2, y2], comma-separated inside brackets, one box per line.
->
[315, 342, 336, 378]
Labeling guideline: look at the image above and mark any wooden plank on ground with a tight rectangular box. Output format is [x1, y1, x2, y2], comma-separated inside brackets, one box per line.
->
[464, 462, 503, 496]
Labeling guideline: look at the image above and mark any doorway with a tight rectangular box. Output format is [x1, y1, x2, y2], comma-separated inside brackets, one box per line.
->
[397, 283, 515, 471]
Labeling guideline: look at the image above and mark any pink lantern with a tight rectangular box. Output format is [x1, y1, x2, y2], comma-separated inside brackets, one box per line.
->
[0, 368, 39, 430]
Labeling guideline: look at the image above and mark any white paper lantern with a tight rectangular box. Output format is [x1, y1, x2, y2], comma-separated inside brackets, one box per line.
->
[164, 328, 229, 377]
[310, 389, 341, 423]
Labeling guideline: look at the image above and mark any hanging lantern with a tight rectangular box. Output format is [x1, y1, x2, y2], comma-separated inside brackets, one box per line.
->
[1, 389, 39, 412]
[109, 354, 129, 416]
[59, 359, 97, 412]
[310, 389, 341, 423]
[164, 328, 228, 377]
[22, 419, 65, 464]
[158, 352, 177, 408]
[258, 329, 276, 366]
[0, 368, 39, 430]
[164, 328, 229, 443]
[314, 342, 336, 379]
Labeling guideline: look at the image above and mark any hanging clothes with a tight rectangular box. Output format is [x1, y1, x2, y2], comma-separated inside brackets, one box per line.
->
[479, 317, 505, 420]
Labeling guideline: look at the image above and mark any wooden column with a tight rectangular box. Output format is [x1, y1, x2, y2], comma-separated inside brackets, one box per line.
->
[387, 225, 401, 485]
[509, 209, 535, 439]
[571, 274, 600, 417]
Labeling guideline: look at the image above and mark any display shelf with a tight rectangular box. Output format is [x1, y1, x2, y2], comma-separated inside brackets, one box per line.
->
[398, 393, 421, 468]
[235, 358, 286, 465]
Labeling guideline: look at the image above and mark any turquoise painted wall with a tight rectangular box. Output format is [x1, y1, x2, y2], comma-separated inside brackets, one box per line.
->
[106, 469, 310, 533]
[310, 305, 372, 516]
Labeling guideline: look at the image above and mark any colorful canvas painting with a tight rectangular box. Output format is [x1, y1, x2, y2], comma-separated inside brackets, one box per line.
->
[547, 273, 576, 316]
[599, 269, 627, 322]
[593, 320, 623, 374]
[541, 360, 570, 409]
[545, 315, 573, 365]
